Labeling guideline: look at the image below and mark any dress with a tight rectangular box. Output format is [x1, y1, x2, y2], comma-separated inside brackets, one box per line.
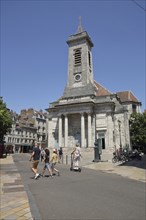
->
[74, 147, 81, 167]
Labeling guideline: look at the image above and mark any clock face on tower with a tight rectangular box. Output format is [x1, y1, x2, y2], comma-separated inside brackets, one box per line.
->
[74, 73, 81, 82]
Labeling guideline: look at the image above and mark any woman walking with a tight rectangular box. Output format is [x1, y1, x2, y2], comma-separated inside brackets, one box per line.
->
[41, 148, 53, 178]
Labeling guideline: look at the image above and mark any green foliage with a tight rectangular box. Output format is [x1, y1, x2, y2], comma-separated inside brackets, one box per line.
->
[129, 112, 146, 151]
[0, 97, 13, 142]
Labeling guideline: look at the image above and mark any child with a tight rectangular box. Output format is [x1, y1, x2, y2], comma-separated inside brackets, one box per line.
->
[41, 149, 53, 178]
[50, 149, 60, 176]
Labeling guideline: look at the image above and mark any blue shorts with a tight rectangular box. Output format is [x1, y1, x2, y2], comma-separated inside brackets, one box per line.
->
[43, 163, 50, 170]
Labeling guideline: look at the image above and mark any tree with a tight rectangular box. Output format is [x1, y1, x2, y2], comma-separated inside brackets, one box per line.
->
[129, 112, 146, 152]
[0, 97, 13, 142]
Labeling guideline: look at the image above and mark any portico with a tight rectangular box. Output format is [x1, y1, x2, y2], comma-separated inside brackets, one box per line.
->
[57, 112, 94, 148]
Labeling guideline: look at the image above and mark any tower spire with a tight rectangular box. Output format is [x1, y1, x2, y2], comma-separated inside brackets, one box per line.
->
[77, 16, 83, 33]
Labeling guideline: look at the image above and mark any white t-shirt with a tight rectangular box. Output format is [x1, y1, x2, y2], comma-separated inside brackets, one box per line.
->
[75, 147, 81, 157]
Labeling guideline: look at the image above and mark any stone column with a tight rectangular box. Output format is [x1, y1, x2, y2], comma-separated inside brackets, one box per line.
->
[88, 113, 92, 148]
[58, 116, 62, 147]
[81, 113, 85, 148]
[64, 114, 68, 147]
[92, 113, 96, 147]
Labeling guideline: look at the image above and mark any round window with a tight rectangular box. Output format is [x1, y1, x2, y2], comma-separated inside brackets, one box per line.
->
[74, 74, 81, 81]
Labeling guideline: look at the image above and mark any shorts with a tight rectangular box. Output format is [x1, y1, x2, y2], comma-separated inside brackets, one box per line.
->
[43, 163, 51, 170]
[51, 162, 56, 170]
[32, 160, 39, 169]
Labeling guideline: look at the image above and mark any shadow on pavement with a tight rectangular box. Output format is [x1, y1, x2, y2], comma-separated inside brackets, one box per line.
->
[118, 154, 146, 170]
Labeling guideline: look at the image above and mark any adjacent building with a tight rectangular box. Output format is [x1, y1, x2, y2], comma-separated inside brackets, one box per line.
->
[4, 108, 48, 153]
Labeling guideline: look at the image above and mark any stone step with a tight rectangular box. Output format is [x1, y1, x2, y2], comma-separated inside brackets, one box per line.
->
[51, 145, 115, 166]
[58, 147, 113, 165]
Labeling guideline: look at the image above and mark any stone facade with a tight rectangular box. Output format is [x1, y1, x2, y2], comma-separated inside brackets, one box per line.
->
[4, 109, 48, 153]
[46, 24, 141, 159]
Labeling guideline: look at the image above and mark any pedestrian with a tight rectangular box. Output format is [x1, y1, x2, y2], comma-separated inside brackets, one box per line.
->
[41, 148, 53, 178]
[71, 144, 81, 168]
[50, 149, 60, 176]
[119, 146, 123, 156]
[40, 147, 46, 162]
[29, 142, 41, 180]
[5, 147, 8, 158]
[58, 147, 63, 163]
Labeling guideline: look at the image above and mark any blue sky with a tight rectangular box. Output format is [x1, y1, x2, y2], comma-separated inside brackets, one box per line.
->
[1, 0, 145, 114]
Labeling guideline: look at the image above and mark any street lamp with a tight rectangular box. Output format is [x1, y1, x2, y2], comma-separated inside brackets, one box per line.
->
[118, 120, 122, 148]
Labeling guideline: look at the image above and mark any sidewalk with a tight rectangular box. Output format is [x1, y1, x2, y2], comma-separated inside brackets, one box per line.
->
[0, 155, 33, 220]
[84, 161, 146, 182]
[78, 150, 146, 183]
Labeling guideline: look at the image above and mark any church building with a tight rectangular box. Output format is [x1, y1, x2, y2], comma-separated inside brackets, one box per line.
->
[46, 21, 141, 158]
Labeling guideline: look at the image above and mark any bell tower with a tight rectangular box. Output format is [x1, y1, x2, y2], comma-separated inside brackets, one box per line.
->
[63, 17, 96, 98]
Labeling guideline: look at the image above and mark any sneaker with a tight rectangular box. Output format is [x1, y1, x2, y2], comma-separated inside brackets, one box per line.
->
[34, 173, 39, 180]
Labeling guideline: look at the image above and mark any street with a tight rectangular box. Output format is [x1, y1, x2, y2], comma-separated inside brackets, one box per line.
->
[13, 154, 145, 220]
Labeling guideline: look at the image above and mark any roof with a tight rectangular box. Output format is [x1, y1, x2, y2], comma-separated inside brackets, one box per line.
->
[93, 81, 141, 105]
[116, 91, 140, 103]
[94, 81, 111, 96]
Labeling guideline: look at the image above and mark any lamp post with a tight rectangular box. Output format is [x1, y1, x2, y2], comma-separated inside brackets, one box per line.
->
[118, 120, 122, 148]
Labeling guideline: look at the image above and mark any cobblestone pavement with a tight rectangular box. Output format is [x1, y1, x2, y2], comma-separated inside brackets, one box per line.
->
[0, 155, 33, 220]
[0, 153, 145, 220]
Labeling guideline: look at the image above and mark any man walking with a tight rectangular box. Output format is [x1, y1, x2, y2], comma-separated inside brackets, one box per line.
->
[29, 142, 41, 179]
